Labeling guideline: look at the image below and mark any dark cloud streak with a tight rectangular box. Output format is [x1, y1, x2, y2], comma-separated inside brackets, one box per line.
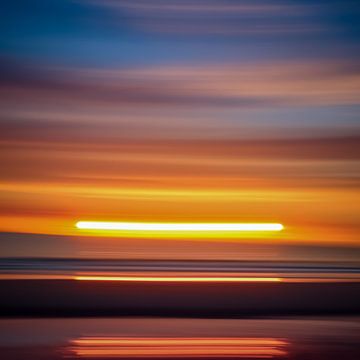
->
[1, 57, 359, 109]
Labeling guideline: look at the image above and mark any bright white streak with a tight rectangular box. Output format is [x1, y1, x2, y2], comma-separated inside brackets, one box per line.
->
[76, 221, 283, 232]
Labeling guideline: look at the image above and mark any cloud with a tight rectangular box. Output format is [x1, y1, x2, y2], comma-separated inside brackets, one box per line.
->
[1, 57, 359, 109]
[82, 0, 328, 36]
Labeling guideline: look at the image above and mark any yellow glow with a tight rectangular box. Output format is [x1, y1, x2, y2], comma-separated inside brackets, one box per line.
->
[76, 221, 283, 233]
[74, 276, 282, 282]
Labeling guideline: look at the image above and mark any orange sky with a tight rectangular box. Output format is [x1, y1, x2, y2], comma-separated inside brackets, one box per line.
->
[1, 6, 359, 259]
[1, 135, 359, 249]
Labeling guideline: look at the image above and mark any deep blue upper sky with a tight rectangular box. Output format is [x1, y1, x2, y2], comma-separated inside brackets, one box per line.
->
[1, 0, 359, 67]
[0, 0, 359, 140]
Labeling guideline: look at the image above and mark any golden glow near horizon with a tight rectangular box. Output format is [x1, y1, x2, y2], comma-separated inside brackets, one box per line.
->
[75, 221, 284, 239]
[74, 276, 282, 282]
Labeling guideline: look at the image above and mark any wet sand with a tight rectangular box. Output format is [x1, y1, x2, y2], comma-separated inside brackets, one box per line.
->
[1, 279, 359, 316]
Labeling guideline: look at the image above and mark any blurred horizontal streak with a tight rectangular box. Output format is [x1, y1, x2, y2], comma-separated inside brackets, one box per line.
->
[70, 336, 288, 358]
[94, 0, 308, 15]
[2, 136, 360, 160]
[74, 276, 282, 282]
[72, 348, 285, 358]
[2, 181, 356, 201]
[75, 221, 284, 239]
[0, 216, 359, 246]
[84, 0, 328, 37]
[76, 221, 284, 232]
[1, 274, 359, 283]
[282, 278, 360, 283]
[73, 337, 286, 346]
[1, 59, 359, 108]
[1, 257, 360, 282]
[0, 274, 73, 280]
[2, 318, 360, 359]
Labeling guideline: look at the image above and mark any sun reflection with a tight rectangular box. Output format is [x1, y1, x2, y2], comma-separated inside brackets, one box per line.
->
[69, 336, 289, 358]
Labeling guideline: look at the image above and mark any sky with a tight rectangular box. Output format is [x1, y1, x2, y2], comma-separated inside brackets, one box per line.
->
[0, 0, 359, 260]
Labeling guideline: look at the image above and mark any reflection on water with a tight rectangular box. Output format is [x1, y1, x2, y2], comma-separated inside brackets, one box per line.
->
[68, 336, 288, 358]
[0, 317, 359, 359]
